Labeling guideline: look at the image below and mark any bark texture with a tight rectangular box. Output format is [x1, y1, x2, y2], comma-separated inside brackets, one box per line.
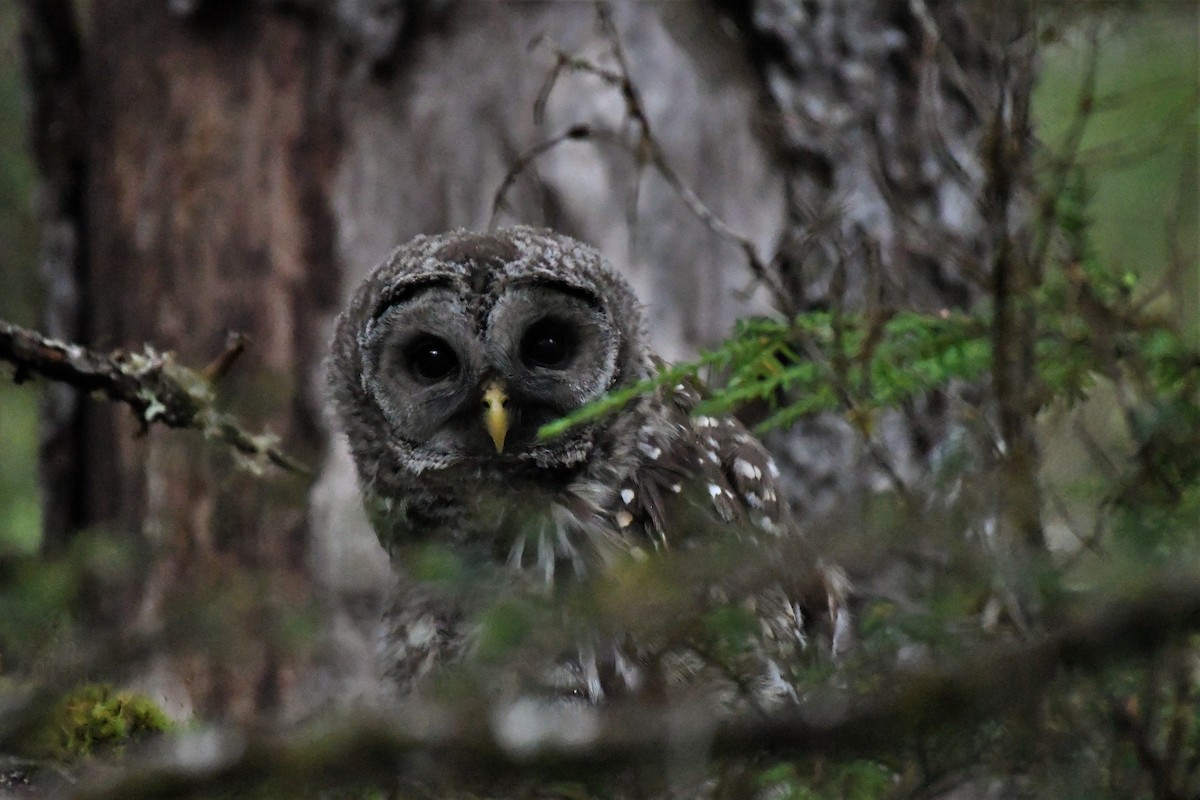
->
[32, 1, 343, 719]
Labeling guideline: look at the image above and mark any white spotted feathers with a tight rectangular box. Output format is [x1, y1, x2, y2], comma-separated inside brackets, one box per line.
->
[611, 378, 795, 552]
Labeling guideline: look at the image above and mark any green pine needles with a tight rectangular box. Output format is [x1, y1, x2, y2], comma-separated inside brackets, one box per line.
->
[539, 300, 1192, 443]
[541, 166, 1196, 458]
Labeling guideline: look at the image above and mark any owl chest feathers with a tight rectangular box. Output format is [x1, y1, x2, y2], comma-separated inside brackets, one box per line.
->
[369, 386, 792, 591]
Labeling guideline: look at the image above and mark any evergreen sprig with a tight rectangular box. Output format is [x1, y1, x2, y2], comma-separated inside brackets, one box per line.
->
[539, 292, 1195, 444]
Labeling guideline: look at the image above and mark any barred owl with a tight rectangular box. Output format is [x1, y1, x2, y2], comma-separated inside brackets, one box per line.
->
[329, 226, 847, 702]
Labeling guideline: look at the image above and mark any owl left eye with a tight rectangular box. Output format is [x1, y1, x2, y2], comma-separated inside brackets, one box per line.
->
[520, 318, 577, 369]
[405, 335, 460, 382]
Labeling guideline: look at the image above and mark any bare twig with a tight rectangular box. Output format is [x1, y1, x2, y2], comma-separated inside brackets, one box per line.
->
[1031, 23, 1101, 276]
[491, 1, 793, 315]
[199, 331, 248, 384]
[0, 320, 310, 476]
[490, 125, 621, 226]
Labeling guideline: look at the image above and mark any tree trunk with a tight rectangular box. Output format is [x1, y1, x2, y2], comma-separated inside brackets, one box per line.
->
[28, 0, 342, 720]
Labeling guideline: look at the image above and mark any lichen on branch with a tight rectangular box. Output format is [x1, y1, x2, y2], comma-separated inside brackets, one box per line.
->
[0, 319, 309, 477]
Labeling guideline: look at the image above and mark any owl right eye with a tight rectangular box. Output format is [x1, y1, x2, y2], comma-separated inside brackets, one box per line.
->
[406, 335, 459, 382]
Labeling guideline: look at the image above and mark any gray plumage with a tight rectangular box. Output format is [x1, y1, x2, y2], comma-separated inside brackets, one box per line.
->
[329, 226, 844, 701]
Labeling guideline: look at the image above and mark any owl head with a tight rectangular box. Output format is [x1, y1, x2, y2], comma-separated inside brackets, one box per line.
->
[329, 227, 651, 497]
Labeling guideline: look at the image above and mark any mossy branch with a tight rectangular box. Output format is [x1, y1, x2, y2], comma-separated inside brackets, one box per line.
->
[0, 319, 309, 477]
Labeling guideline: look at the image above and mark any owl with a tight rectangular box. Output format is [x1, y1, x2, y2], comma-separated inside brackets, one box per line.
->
[329, 226, 848, 703]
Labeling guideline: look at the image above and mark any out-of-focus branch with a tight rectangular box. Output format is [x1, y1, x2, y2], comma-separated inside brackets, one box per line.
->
[56, 577, 1200, 800]
[0, 320, 309, 476]
[984, 24, 1044, 632]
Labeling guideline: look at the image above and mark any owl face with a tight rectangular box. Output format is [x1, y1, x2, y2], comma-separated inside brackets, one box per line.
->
[362, 280, 622, 460]
[332, 227, 649, 482]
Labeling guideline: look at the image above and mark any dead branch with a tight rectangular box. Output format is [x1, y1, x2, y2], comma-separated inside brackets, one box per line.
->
[491, 1, 793, 315]
[0, 319, 309, 477]
[54, 576, 1200, 800]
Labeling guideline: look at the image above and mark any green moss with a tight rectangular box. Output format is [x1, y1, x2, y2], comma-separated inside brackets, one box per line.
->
[24, 683, 174, 759]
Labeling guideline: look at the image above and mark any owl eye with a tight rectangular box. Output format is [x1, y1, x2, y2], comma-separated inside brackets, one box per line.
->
[406, 335, 460, 382]
[520, 318, 577, 369]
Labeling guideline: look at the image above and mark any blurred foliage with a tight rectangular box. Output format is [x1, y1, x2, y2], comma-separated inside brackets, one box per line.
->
[0, 527, 143, 668]
[1036, 7, 1198, 341]
[749, 760, 895, 800]
[0, 3, 38, 327]
[0, 2, 42, 555]
[0, 386, 40, 556]
[0, 3, 1195, 800]
[21, 683, 173, 759]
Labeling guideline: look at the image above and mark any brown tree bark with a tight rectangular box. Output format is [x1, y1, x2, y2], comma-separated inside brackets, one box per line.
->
[26, 1, 342, 719]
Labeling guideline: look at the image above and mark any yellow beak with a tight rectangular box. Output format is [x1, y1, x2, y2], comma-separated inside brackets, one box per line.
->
[481, 381, 510, 453]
